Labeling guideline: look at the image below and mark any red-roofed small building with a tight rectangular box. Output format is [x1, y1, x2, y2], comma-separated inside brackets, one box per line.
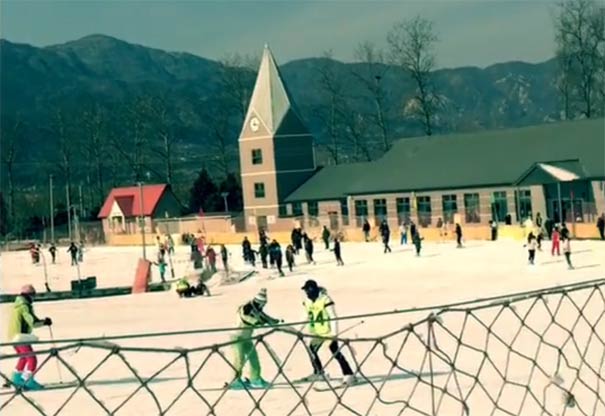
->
[98, 184, 181, 237]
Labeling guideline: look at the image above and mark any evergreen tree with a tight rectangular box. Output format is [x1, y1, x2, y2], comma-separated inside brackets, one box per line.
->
[218, 173, 244, 212]
[189, 168, 221, 213]
[0, 192, 7, 236]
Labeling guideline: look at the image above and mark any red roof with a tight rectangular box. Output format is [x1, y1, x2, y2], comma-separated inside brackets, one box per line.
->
[98, 184, 168, 218]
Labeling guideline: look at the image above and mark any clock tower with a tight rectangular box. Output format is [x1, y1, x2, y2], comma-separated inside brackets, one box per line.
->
[238, 45, 315, 230]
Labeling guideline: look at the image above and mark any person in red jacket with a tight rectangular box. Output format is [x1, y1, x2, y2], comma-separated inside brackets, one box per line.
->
[205, 245, 217, 273]
[551, 226, 561, 256]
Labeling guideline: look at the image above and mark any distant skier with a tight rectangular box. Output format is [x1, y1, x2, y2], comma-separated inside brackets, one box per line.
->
[242, 237, 252, 263]
[322, 226, 330, 250]
[7, 284, 52, 390]
[48, 244, 57, 264]
[270, 240, 285, 277]
[299, 280, 355, 385]
[285, 245, 296, 272]
[229, 288, 281, 389]
[259, 243, 269, 269]
[155, 258, 167, 282]
[455, 223, 463, 248]
[562, 236, 573, 270]
[551, 226, 561, 256]
[67, 242, 78, 266]
[220, 244, 229, 274]
[380, 220, 392, 253]
[526, 232, 537, 265]
[413, 232, 423, 256]
[362, 220, 371, 242]
[399, 222, 407, 245]
[205, 245, 217, 273]
[333, 237, 344, 266]
[304, 234, 315, 264]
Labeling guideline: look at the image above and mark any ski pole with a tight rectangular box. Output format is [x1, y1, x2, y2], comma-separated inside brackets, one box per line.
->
[337, 320, 365, 338]
[48, 326, 63, 383]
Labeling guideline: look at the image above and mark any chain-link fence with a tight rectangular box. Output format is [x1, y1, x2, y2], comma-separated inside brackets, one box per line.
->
[1, 278, 604, 415]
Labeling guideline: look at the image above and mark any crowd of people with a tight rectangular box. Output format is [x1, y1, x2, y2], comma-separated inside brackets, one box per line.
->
[28, 241, 85, 266]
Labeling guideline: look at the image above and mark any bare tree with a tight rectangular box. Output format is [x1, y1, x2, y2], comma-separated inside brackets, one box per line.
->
[315, 50, 348, 165]
[219, 53, 259, 120]
[554, 0, 605, 118]
[0, 116, 23, 228]
[352, 41, 391, 152]
[144, 95, 181, 185]
[49, 110, 75, 198]
[80, 104, 108, 207]
[556, 45, 577, 120]
[387, 16, 439, 135]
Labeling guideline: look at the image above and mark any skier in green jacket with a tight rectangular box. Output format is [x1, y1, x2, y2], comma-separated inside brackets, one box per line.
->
[229, 288, 281, 389]
[6, 284, 52, 390]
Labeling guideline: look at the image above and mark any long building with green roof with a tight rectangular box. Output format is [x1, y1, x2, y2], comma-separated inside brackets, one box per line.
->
[238, 46, 605, 232]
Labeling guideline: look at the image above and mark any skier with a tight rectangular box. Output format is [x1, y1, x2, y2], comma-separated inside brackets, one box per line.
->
[299, 280, 355, 385]
[155, 258, 167, 282]
[229, 288, 281, 389]
[220, 244, 229, 274]
[270, 240, 285, 277]
[362, 220, 371, 242]
[409, 221, 417, 241]
[242, 237, 252, 263]
[551, 226, 561, 256]
[333, 237, 344, 266]
[399, 222, 407, 245]
[67, 242, 78, 266]
[165, 234, 175, 256]
[526, 232, 537, 265]
[562, 236, 574, 270]
[259, 228, 269, 247]
[455, 223, 463, 248]
[322, 226, 330, 250]
[304, 234, 315, 264]
[285, 245, 296, 272]
[259, 243, 269, 269]
[7, 284, 52, 390]
[598, 214, 605, 240]
[48, 243, 57, 264]
[536, 227, 543, 251]
[380, 220, 392, 253]
[413, 232, 423, 256]
[205, 246, 217, 273]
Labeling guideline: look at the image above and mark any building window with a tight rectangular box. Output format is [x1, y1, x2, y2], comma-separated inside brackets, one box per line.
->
[373, 198, 387, 223]
[354, 200, 368, 226]
[292, 202, 303, 216]
[515, 190, 532, 222]
[464, 193, 481, 223]
[307, 201, 318, 217]
[340, 199, 349, 226]
[417, 196, 431, 227]
[396, 197, 410, 224]
[254, 183, 265, 198]
[278, 204, 288, 218]
[252, 149, 263, 165]
[492, 191, 508, 222]
[442, 194, 458, 224]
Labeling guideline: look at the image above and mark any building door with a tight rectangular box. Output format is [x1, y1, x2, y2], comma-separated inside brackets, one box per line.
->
[328, 211, 339, 230]
[257, 215, 268, 231]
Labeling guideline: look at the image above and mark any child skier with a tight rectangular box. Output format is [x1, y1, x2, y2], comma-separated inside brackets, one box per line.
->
[300, 280, 355, 385]
[155, 258, 167, 282]
[562, 236, 574, 270]
[526, 232, 537, 265]
[67, 242, 78, 266]
[322, 226, 331, 250]
[7, 284, 52, 390]
[269, 240, 285, 277]
[221, 244, 229, 274]
[413, 232, 423, 256]
[230, 288, 281, 389]
[48, 243, 57, 264]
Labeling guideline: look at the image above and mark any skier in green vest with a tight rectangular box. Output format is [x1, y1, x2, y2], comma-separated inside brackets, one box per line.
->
[229, 288, 281, 389]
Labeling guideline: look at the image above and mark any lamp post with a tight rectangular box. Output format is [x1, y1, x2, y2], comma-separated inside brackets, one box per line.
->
[221, 192, 229, 213]
[49, 175, 55, 243]
[138, 182, 147, 260]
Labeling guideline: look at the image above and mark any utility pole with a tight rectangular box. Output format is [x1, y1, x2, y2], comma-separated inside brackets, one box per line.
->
[66, 184, 72, 241]
[49, 175, 55, 243]
[79, 184, 84, 220]
[138, 182, 147, 260]
[221, 192, 229, 213]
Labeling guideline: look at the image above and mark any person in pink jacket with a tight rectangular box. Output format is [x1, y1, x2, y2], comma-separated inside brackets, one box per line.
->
[551, 226, 561, 256]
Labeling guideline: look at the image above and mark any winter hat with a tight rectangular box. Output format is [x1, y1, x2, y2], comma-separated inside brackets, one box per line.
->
[21, 284, 36, 295]
[253, 288, 268, 305]
[301, 280, 318, 291]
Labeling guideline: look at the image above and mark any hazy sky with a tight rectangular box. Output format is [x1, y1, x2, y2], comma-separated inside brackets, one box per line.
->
[1, 0, 559, 68]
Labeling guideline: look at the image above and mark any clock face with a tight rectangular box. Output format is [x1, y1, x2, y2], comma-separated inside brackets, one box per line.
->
[250, 117, 260, 132]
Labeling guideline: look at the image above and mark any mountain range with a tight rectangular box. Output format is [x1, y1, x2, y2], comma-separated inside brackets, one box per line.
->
[0, 34, 564, 216]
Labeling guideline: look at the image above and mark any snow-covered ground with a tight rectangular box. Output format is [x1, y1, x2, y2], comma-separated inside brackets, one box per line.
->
[1, 239, 604, 415]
